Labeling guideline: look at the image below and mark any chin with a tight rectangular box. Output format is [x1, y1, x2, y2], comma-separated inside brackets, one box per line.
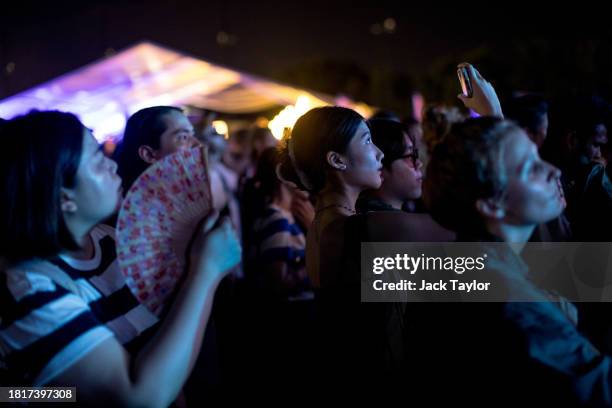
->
[410, 188, 423, 200]
[371, 181, 383, 190]
[539, 208, 563, 224]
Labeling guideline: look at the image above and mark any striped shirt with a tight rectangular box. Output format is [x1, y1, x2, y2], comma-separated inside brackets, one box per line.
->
[252, 206, 311, 300]
[0, 224, 159, 386]
[253, 206, 306, 266]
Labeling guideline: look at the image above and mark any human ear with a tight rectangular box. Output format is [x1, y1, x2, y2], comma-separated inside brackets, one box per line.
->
[60, 188, 78, 213]
[475, 198, 505, 220]
[138, 145, 159, 164]
[326, 151, 347, 170]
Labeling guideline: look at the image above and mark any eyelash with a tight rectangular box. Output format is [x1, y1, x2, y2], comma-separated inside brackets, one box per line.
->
[177, 131, 193, 140]
[530, 161, 543, 174]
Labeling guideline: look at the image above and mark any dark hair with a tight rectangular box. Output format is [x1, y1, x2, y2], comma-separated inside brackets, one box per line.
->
[252, 127, 274, 144]
[422, 105, 465, 154]
[113, 106, 182, 190]
[277, 106, 365, 192]
[254, 147, 282, 207]
[504, 94, 548, 136]
[367, 119, 414, 169]
[230, 128, 253, 146]
[402, 117, 420, 128]
[552, 95, 610, 143]
[423, 117, 520, 234]
[369, 110, 401, 122]
[0, 110, 84, 262]
[544, 94, 611, 165]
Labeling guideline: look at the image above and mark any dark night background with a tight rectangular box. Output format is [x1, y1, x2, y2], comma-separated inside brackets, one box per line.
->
[1, 0, 611, 116]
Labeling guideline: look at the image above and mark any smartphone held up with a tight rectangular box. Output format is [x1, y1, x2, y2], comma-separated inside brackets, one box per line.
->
[457, 64, 473, 98]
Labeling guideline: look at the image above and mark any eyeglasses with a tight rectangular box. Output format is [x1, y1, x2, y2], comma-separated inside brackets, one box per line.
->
[395, 149, 420, 167]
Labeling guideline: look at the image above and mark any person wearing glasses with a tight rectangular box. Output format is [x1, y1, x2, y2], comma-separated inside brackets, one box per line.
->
[356, 119, 423, 213]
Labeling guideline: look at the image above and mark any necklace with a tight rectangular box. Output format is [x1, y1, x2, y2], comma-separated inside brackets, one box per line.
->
[315, 203, 356, 215]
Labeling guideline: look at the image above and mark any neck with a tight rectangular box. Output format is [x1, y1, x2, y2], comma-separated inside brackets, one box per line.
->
[485, 221, 535, 254]
[370, 189, 403, 210]
[317, 182, 359, 214]
[63, 219, 96, 260]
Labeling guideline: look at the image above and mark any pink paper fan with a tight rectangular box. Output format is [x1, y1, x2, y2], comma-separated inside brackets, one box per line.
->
[116, 146, 213, 315]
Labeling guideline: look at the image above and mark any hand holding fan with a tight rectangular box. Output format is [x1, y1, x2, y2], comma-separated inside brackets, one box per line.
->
[116, 146, 213, 315]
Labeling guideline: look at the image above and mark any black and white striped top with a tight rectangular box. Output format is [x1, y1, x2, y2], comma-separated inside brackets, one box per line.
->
[0, 224, 159, 385]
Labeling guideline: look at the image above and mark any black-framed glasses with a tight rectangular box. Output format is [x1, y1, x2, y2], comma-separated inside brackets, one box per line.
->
[395, 149, 420, 166]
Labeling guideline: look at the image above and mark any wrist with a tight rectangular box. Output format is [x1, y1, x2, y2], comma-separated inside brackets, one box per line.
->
[189, 259, 225, 288]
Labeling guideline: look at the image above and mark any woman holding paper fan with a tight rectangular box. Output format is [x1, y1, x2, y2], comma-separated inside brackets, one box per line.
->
[0, 110, 240, 407]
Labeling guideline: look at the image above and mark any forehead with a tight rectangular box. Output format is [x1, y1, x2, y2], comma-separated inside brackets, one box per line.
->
[162, 110, 191, 129]
[352, 120, 369, 136]
[82, 128, 98, 152]
[502, 129, 535, 173]
[347, 121, 369, 143]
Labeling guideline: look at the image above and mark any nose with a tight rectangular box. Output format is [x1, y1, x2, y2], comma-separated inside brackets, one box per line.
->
[415, 157, 423, 170]
[188, 135, 202, 148]
[375, 145, 384, 163]
[545, 161, 561, 182]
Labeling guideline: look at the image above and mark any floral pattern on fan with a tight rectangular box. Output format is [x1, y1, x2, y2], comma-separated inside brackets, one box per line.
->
[116, 146, 213, 315]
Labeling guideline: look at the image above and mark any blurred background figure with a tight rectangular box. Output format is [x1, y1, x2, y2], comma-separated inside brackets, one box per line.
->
[544, 95, 611, 241]
[505, 94, 549, 149]
[248, 147, 311, 300]
[421, 104, 465, 170]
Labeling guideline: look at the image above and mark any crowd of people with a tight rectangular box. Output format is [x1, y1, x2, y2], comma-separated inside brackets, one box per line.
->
[1, 63, 611, 406]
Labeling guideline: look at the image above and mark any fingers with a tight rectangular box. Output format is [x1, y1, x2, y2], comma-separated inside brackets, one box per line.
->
[201, 210, 220, 234]
[211, 216, 232, 237]
[458, 62, 484, 82]
[469, 64, 484, 81]
[293, 189, 309, 200]
[457, 94, 469, 105]
[292, 199, 307, 210]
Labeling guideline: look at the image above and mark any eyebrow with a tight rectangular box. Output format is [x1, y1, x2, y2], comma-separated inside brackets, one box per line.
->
[518, 157, 531, 175]
[360, 131, 371, 140]
[170, 127, 195, 135]
[518, 148, 537, 174]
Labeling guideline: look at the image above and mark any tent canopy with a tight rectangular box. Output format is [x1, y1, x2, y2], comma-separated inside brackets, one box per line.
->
[0, 41, 372, 141]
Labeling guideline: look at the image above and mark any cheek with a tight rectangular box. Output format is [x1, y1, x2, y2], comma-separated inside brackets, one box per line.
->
[507, 183, 560, 221]
[161, 135, 187, 157]
[394, 163, 417, 182]
[352, 145, 377, 165]
[165, 141, 182, 156]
